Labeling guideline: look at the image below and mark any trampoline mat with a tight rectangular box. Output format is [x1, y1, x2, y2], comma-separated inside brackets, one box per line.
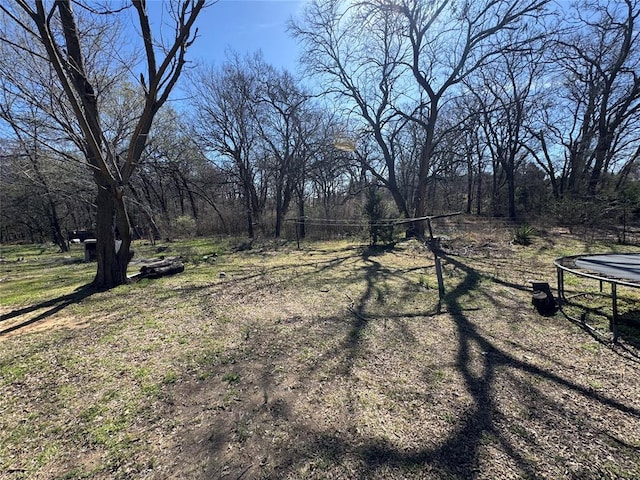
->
[574, 253, 640, 283]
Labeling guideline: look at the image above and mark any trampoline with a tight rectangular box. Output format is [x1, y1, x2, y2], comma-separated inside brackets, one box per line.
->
[554, 253, 640, 340]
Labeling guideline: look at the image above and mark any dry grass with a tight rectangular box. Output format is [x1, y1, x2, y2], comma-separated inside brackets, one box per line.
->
[1, 222, 639, 479]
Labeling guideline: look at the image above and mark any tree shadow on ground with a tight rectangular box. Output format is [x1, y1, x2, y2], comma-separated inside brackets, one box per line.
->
[247, 251, 534, 478]
[619, 311, 640, 349]
[0, 285, 95, 336]
[430, 253, 540, 477]
[557, 297, 640, 364]
[178, 245, 640, 479]
[284, 252, 640, 478]
[340, 244, 412, 374]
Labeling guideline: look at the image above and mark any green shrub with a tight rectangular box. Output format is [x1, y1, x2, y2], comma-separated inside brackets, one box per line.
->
[364, 186, 394, 245]
[513, 224, 535, 245]
[171, 215, 196, 238]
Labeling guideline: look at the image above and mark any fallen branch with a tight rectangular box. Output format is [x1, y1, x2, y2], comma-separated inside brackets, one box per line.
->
[129, 256, 184, 281]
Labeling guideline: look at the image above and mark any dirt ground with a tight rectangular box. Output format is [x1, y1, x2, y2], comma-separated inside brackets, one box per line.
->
[1, 223, 639, 479]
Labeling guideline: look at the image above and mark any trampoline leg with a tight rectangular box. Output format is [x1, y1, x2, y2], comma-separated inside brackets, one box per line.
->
[611, 283, 619, 343]
[556, 267, 565, 302]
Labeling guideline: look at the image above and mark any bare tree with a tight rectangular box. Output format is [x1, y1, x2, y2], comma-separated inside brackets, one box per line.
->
[127, 107, 222, 239]
[0, 136, 93, 246]
[293, 0, 549, 236]
[520, 0, 640, 206]
[386, 0, 547, 232]
[0, 106, 70, 251]
[291, 0, 413, 223]
[305, 111, 356, 220]
[467, 37, 545, 219]
[1, 0, 206, 288]
[555, 0, 640, 197]
[255, 67, 317, 238]
[449, 99, 488, 215]
[190, 53, 267, 238]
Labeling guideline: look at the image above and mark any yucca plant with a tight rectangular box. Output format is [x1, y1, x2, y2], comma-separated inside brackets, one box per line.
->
[513, 224, 535, 245]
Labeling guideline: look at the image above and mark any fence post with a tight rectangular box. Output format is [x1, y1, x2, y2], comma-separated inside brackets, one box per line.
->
[426, 218, 445, 313]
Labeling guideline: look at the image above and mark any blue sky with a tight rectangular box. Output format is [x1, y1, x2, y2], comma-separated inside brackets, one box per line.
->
[144, 0, 306, 72]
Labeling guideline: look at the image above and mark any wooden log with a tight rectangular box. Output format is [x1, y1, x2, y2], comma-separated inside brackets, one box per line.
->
[140, 258, 173, 272]
[130, 256, 185, 281]
[143, 262, 184, 279]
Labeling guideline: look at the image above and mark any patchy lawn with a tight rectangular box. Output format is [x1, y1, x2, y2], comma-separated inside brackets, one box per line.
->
[1, 222, 639, 479]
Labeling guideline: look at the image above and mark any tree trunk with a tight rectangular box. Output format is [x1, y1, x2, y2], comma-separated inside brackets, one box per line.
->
[411, 113, 437, 238]
[274, 180, 294, 239]
[92, 178, 131, 289]
[274, 183, 284, 238]
[466, 162, 473, 215]
[182, 175, 198, 220]
[567, 148, 587, 196]
[492, 160, 501, 216]
[47, 196, 69, 252]
[476, 158, 483, 216]
[587, 134, 611, 196]
[244, 187, 254, 238]
[297, 194, 306, 239]
[507, 168, 516, 220]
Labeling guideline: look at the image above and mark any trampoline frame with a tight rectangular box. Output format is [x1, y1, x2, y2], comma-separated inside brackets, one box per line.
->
[554, 253, 640, 341]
